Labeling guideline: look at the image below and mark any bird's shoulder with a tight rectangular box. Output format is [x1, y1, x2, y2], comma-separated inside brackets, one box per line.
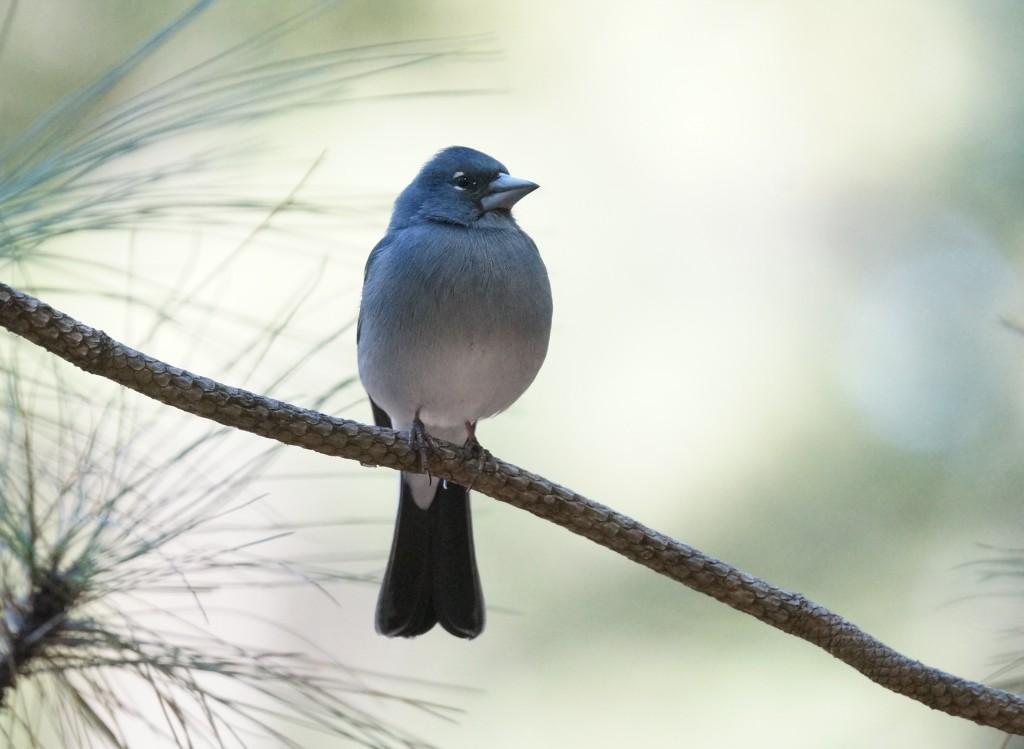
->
[363, 221, 460, 273]
[363, 215, 533, 288]
[363, 233, 393, 282]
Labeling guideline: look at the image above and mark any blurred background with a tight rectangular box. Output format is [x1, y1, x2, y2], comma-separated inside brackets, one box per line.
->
[4, 0, 1024, 747]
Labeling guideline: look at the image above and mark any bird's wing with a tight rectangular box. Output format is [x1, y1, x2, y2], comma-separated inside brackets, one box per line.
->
[356, 233, 393, 346]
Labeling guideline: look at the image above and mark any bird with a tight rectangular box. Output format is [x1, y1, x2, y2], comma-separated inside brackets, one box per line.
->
[357, 146, 552, 638]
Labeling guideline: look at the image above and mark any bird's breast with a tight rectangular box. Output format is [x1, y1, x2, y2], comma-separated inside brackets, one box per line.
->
[358, 225, 552, 428]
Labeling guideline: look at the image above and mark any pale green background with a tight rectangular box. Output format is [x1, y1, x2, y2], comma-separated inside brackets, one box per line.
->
[5, 1, 1024, 747]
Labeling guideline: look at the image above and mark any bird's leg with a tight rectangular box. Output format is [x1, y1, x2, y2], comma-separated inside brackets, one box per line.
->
[463, 420, 491, 490]
[410, 410, 439, 481]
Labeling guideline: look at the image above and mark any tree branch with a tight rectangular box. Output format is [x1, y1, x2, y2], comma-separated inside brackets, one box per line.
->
[1, 280, 1021, 734]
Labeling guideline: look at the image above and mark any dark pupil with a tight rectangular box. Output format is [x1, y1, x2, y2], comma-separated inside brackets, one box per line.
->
[455, 175, 476, 190]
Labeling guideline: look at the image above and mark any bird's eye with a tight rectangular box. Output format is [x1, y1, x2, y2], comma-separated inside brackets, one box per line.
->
[452, 172, 478, 191]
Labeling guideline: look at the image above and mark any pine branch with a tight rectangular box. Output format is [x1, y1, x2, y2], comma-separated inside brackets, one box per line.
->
[1, 281, 1021, 734]
[0, 565, 84, 708]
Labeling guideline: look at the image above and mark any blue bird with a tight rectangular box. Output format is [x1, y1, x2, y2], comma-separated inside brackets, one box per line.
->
[358, 146, 552, 638]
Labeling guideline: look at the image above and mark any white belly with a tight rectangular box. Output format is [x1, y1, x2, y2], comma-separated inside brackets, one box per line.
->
[360, 333, 546, 434]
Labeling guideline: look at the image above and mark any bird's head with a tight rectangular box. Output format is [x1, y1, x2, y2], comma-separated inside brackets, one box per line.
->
[390, 146, 538, 229]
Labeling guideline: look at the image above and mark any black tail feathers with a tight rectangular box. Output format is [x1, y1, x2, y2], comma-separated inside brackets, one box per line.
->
[375, 478, 485, 638]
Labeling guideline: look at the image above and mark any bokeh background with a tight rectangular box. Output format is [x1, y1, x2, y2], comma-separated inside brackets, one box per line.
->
[4, 1, 1024, 747]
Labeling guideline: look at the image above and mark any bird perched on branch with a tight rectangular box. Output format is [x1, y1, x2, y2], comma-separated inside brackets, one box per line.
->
[358, 146, 552, 638]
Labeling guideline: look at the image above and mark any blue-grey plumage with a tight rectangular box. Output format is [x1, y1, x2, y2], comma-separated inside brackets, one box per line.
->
[358, 146, 552, 638]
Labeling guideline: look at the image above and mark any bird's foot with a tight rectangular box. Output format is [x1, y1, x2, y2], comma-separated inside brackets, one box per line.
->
[410, 413, 440, 476]
[463, 421, 492, 490]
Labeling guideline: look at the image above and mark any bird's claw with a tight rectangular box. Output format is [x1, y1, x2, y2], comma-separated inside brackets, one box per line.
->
[463, 422, 491, 490]
[410, 414, 440, 476]
[409, 417, 492, 491]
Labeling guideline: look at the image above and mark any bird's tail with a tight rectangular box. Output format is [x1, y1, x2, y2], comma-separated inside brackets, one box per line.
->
[375, 475, 485, 638]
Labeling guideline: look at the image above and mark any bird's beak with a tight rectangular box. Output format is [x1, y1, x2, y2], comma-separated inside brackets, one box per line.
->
[480, 173, 539, 212]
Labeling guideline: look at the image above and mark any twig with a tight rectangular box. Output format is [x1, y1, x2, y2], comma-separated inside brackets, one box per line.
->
[1, 280, 1022, 734]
